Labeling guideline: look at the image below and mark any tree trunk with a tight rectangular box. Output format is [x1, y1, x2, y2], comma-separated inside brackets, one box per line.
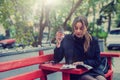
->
[107, 14, 111, 33]
[38, 24, 44, 45]
[38, 2, 50, 46]
[63, 0, 83, 30]
[38, 2, 44, 45]
[92, 2, 96, 31]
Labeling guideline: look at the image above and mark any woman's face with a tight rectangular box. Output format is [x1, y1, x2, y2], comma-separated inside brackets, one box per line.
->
[73, 22, 87, 38]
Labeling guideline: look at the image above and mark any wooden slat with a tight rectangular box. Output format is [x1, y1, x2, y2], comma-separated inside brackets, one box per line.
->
[0, 54, 54, 72]
[105, 70, 113, 78]
[100, 52, 120, 57]
[3, 70, 44, 80]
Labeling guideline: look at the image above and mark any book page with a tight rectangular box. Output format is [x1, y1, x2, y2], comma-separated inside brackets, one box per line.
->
[76, 64, 93, 70]
[60, 64, 93, 70]
[60, 64, 76, 69]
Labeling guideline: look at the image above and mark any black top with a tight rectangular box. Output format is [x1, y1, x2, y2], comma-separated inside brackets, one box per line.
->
[54, 34, 105, 77]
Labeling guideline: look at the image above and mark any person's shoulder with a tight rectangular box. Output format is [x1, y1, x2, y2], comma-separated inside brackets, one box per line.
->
[92, 36, 98, 40]
[91, 36, 99, 42]
[64, 34, 73, 40]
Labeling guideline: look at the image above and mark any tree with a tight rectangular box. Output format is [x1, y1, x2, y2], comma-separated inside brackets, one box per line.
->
[100, 0, 117, 32]
[62, 0, 83, 30]
[0, 0, 36, 45]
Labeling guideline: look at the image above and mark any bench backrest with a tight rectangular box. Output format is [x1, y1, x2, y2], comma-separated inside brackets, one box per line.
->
[0, 53, 53, 72]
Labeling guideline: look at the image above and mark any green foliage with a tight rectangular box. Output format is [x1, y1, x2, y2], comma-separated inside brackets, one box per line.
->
[92, 31, 108, 39]
[0, 0, 36, 46]
[15, 26, 35, 45]
[0, 0, 120, 46]
[91, 26, 108, 39]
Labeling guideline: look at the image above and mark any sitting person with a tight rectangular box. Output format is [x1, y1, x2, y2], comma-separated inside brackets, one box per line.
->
[53, 16, 106, 80]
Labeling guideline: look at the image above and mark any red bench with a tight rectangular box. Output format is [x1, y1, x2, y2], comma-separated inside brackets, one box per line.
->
[0, 51, 120, 80]
[0, 39, 16, 48]
[0, 39, 15, 44]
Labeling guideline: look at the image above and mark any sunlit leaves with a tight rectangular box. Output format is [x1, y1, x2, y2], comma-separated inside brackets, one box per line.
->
[0, 0, 120, 45]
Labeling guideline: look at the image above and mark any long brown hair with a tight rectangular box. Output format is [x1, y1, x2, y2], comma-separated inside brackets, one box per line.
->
[72, 16, 92, 52]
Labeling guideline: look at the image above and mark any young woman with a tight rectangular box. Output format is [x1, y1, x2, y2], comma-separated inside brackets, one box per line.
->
[54, 16, 106, 80]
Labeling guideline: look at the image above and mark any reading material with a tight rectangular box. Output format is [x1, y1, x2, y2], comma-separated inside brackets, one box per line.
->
[60, 64, 93, 70]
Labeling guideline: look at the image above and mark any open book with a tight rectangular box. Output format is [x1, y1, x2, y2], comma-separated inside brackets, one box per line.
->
[60, 64, 93, 70]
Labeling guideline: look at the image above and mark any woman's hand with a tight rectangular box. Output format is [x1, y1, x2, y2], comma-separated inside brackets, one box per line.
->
[56, 31, 64, 48]
[73, 61, 84, 66]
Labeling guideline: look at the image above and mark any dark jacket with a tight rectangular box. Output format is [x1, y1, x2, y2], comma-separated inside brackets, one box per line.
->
[54, 34, 101, 68]
[54, 34, 105, 76]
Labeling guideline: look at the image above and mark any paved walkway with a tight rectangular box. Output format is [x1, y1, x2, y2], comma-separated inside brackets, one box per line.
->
[113, 58, 120, 80]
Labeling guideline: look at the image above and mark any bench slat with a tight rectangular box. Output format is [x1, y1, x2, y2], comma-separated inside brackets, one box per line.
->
[3, 69, 44, 80]
[0, 54, 54, 72]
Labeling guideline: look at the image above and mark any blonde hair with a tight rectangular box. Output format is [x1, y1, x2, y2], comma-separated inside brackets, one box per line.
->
[72, 16, 92, 52]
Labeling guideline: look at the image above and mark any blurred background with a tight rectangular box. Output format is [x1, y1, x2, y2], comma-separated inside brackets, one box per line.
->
[0, 0, 120, 80]
[0, 0, 120, 50]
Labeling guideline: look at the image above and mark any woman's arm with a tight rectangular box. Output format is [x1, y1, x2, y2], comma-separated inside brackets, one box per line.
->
[54, 45, 64, 63]
[53, 31, 65, 63]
